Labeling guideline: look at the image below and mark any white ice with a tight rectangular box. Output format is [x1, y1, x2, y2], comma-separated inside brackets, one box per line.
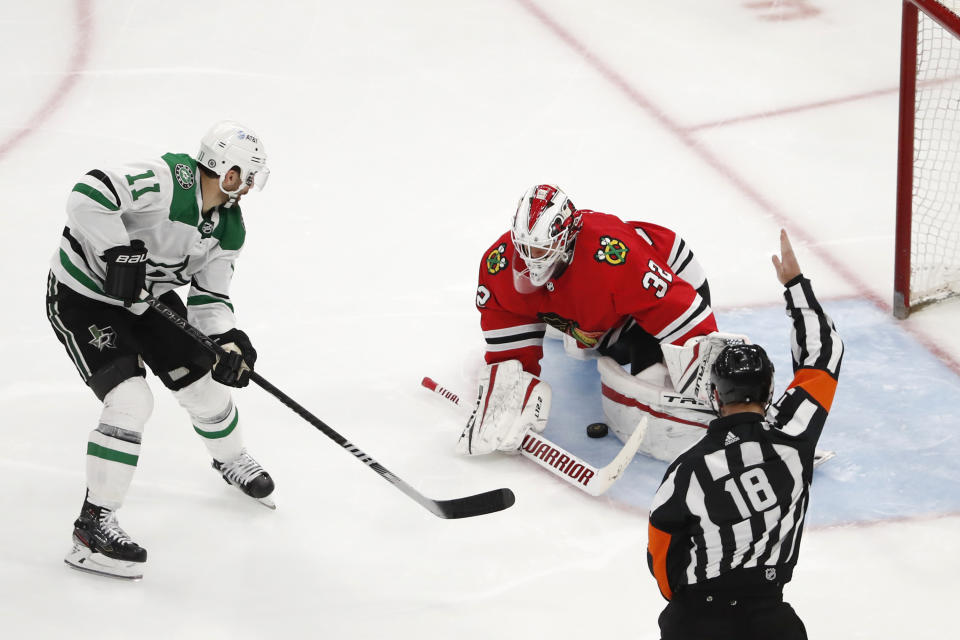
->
[1, 1, 958, 638]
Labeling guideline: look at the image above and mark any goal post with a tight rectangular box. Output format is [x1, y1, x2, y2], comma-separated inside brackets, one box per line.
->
[895, 0, 960, 318]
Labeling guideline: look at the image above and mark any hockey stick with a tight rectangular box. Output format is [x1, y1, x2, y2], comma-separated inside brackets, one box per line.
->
[142, 294, 515, 519]
[421, 376, 646, 497]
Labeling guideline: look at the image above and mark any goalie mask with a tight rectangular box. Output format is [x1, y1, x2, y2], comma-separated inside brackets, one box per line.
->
[196, 120, 270, 208]
[709, 344, 775, 413]
[510, 184, 580, 293]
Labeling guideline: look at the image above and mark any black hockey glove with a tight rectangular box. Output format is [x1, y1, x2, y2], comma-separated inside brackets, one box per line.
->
[102, 240, 148, 306]
[211, 328, 257, 387]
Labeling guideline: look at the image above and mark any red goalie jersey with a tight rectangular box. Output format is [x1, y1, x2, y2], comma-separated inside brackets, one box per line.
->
[476, 210, 717, 376]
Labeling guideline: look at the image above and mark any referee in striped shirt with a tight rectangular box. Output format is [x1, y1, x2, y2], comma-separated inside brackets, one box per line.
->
[647, 230, 843, 640]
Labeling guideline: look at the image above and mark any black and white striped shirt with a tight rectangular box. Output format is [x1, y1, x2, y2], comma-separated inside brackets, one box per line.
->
[647, 275, 843, 599]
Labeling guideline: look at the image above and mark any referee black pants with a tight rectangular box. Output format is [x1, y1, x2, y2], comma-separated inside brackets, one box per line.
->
[658, 588, 807, 640]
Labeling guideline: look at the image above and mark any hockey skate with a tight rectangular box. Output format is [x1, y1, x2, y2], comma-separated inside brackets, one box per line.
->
[212, 449, 276, 509]
[64, 499, 147, 580]
[813, 449, 836, 468]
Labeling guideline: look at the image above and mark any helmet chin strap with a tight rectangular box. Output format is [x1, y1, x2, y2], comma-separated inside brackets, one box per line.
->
[218, 173, 243, 209]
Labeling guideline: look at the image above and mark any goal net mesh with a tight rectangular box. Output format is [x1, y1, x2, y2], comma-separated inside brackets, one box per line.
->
[911, 1, 960, 308]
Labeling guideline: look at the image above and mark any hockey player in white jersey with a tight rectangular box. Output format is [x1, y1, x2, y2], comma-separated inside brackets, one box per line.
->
[46, 121, 273, 579]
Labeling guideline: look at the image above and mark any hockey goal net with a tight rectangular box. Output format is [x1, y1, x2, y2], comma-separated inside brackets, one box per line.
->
[896, 0, 960, 317]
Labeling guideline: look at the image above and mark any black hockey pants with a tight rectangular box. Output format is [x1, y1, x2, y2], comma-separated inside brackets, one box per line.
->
[658, 586, 807, 640]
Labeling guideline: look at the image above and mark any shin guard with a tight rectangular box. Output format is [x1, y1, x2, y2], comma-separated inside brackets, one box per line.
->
[87, 377, 153, 509]
[173, 373, 244, 463]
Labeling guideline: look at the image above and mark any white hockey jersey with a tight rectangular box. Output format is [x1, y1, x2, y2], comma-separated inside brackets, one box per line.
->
[50, 153, 245, 336]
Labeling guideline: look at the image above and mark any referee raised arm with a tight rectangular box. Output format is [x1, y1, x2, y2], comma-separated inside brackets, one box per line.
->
[646, 229, 844, 640]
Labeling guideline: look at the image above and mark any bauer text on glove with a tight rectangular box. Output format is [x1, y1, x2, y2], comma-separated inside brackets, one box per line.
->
[102, 240, 148, 306]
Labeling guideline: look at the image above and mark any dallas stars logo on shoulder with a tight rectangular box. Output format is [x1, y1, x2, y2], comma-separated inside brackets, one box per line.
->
[175, 163, 195, 190]
[595, 236, 629, 265]
[87, 324, 117, 351]
[486, 243, 508, 275]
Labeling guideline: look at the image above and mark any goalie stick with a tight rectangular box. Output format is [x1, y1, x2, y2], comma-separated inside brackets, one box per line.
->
[421, 376, 645, 497]
[143, 294, 515, 520]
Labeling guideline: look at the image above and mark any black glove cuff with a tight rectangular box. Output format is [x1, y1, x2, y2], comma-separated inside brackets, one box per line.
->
[102, 240, 148, 305]
[211, 328, 257, 367]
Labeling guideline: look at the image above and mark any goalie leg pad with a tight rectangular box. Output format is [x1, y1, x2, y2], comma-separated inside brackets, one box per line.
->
[598, 357, 712, 463]
[456, 360, 551, 456]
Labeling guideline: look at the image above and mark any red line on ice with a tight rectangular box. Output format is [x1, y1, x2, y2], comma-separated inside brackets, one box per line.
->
[0, 0, 93, 161]
[513, 0, 960, 377]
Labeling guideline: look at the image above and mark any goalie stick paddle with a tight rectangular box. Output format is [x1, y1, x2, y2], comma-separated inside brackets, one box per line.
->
[142, 294, 515, 519]
[421, 376, 645, 497]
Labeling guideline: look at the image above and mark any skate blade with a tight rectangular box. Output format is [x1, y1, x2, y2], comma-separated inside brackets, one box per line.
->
[813, 449, 836, 468]
[256, 495, 277, 510]
[65, 543, 144, 580]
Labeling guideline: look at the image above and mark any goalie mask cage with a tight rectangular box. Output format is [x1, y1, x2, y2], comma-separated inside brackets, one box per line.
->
[896, 0, 960, 318]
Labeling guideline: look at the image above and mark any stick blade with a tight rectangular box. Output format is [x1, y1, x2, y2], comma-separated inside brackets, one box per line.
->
[430, 487, 516, 519]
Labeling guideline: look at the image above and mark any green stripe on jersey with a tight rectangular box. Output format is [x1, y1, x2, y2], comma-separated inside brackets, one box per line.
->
[59, 249, 105, 295]
[187, 294, 235, 311]
[87, 442, 139, 466]
[72, 183, 119, 211]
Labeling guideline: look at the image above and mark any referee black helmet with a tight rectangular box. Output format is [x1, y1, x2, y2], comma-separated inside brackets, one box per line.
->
[710, 344, 775, 411]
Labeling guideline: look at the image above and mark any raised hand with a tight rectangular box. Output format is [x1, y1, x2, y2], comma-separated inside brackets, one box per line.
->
[771, 229, 802, 285]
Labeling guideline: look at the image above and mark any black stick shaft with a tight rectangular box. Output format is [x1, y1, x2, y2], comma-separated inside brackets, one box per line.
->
[142, 294, 514, 519]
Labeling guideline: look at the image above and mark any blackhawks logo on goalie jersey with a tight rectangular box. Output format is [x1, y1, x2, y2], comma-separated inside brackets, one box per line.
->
[537, 311, 605, 348]
[487, 243, 508, 275]
[595, 236, 629, 266]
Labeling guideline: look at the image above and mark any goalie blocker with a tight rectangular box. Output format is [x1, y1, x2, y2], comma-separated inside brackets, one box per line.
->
[457, 360, 551, 456]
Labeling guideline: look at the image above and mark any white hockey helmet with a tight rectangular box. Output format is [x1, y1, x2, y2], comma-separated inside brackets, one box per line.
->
[510, 184, 579, 293]
[196, 120, 269, 207]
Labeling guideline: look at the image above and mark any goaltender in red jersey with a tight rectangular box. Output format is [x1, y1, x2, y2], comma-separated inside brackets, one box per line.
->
[456, 184, 717, 459]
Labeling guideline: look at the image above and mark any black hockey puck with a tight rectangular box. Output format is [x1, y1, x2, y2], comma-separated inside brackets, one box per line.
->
[586, 422, 609, 438]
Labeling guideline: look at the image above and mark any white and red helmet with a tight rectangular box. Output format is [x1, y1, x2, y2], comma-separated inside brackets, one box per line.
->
[511, 184, 579, 293]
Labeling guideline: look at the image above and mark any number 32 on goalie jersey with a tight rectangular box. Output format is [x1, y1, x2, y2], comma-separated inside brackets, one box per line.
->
[642, 259, 673, 299]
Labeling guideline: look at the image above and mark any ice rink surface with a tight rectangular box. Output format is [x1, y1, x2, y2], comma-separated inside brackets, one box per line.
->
[1, 1, 959, 638]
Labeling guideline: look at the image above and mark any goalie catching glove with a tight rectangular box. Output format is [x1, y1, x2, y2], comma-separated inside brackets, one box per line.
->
[211, 328, 257, 387]
[456, 360, 551, 456]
